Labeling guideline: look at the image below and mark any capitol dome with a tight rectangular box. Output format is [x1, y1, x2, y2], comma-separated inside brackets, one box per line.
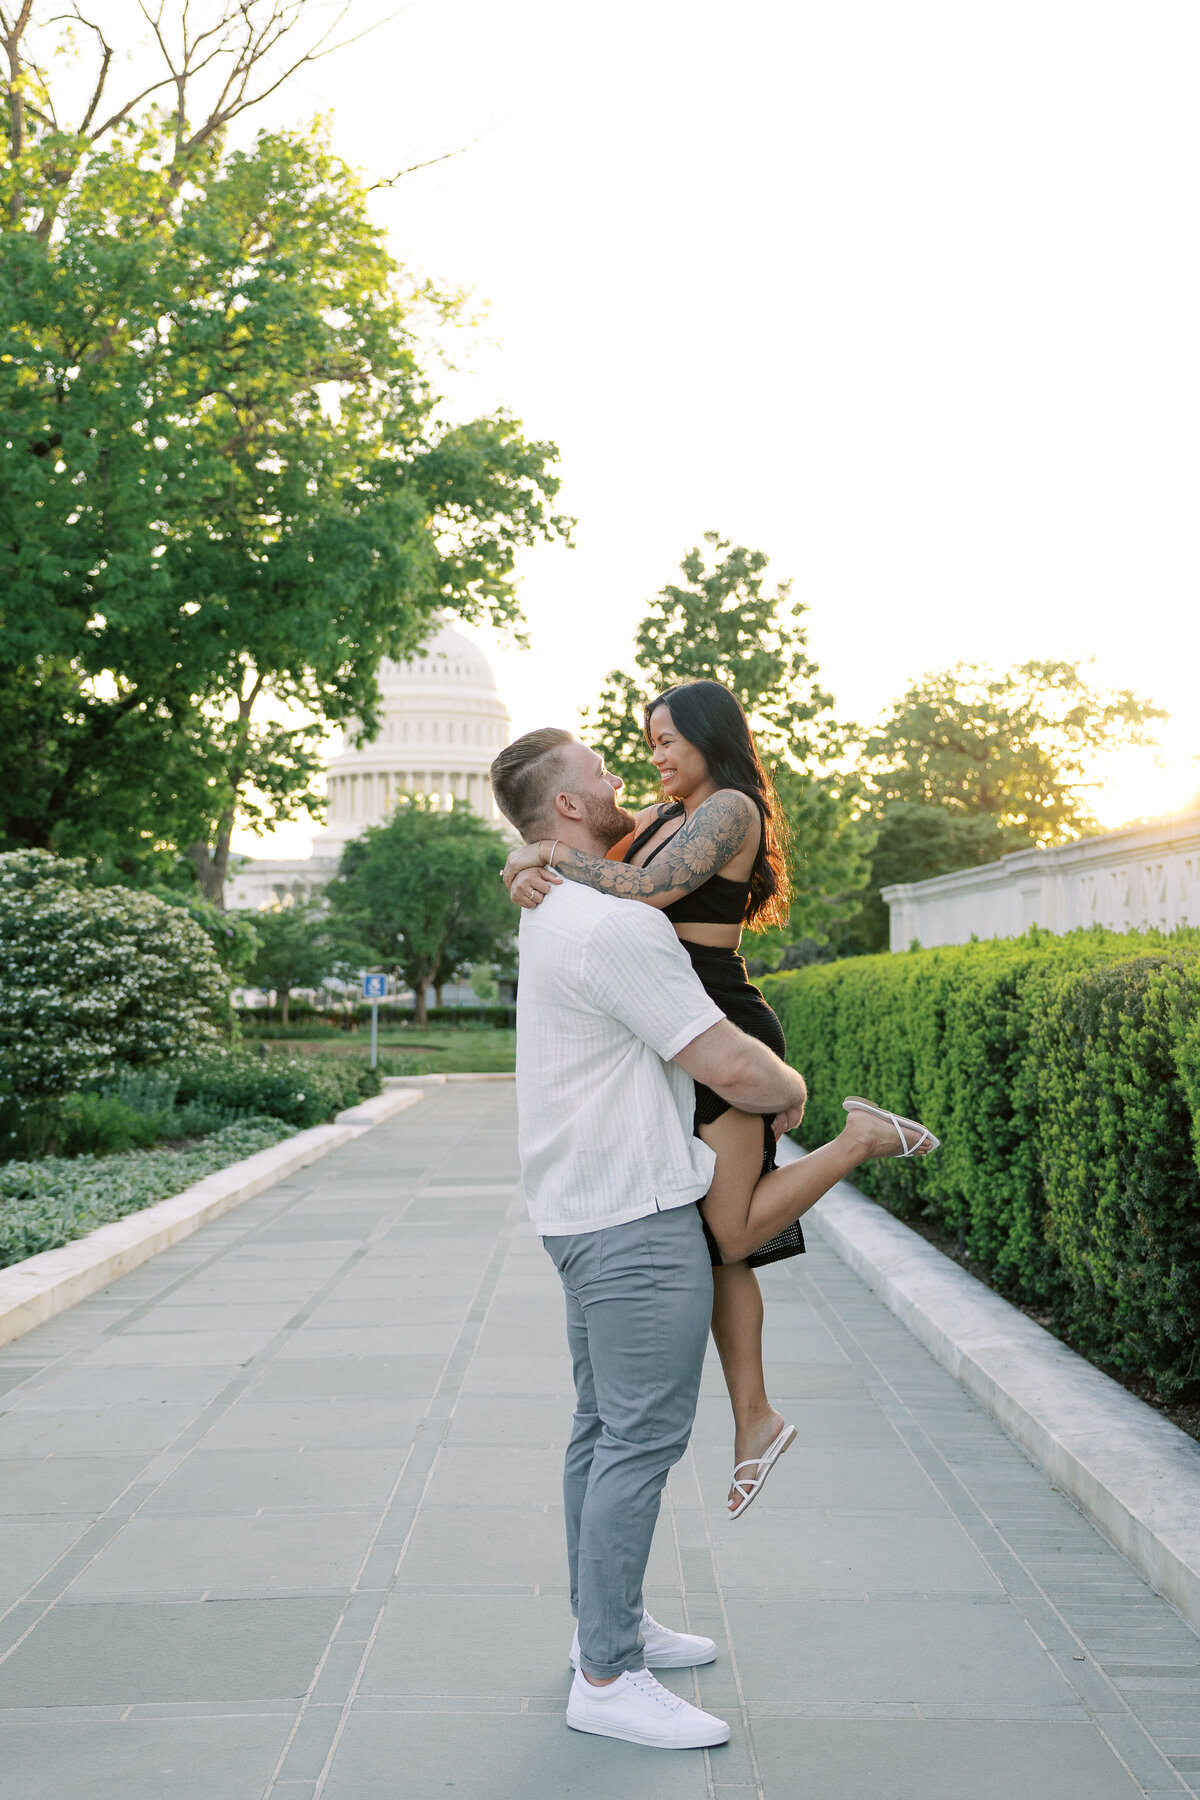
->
[309, 620, 512, 857]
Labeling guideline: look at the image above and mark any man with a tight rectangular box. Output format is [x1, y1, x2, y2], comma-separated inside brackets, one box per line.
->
[489, 727, 808, 1751]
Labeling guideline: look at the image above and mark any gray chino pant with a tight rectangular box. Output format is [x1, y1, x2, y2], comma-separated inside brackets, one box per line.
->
[542, 1204, 713, 1681]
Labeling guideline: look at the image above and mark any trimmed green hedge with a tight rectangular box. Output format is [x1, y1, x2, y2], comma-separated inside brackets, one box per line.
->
[174, 1051, 380, 1129]
[761, 927, 1200, 1397]
[1, 1051, 383, 1162]
[0, 1117, 295, 1269]
[238, 1006, 515, 1036]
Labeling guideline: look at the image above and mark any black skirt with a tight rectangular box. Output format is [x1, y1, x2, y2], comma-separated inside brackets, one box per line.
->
[682, 943, 805, 1269]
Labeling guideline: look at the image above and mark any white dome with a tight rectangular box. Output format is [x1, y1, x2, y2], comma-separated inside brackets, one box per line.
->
[378, 621, 497, 693]
[311, 616, 513, 855]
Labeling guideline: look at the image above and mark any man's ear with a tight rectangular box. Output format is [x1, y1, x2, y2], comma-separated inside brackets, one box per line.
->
[551, 790, 585, 823]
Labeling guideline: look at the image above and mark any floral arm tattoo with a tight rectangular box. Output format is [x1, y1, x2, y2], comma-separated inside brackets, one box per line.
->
[551, 791, 756, 903]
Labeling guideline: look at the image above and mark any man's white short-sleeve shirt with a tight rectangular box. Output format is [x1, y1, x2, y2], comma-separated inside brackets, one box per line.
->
[515, 882, 725, 1236]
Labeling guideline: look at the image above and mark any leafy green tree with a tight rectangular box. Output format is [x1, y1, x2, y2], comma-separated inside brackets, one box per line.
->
[468, 963, 500, 1006]
[326, 798, 513, 1027]
[837, 661, 1168, 954]
[583, 534, 867, 945]
[242, 901, 334, 1027]
[0, 5, 568, 902]
[834, 805, 1016, 956]
[865, 661, 1165, 843]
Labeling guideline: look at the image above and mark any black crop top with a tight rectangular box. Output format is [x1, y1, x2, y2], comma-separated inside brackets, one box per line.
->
[622, 805, 752, 926]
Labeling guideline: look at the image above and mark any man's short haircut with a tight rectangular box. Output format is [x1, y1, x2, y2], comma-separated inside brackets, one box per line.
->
[489, 728, 576, 836]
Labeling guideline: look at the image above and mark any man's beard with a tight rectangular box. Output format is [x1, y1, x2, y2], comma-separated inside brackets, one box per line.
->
[579, 789, 638, 851]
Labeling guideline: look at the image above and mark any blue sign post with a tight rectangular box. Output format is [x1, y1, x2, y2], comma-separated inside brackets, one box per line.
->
[362, 973, 387, 1068]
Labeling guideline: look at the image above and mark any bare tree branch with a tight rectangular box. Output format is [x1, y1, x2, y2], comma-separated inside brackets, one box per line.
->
[71, 8, 114, 134]
[177, 1, 374, 162]
[5, 0, 418, 235]
[366, 138, 484, 192]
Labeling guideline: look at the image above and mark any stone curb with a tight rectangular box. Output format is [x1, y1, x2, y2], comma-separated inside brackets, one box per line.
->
[781, 1143, 1200, 1631]
[0, 1088, 424, 1350]
[382, 1073, 515, 1087]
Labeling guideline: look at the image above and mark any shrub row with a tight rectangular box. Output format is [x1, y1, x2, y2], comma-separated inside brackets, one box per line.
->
[237, 1006, 515, 1035]
[2, 1052, 383, 1162]
[761, 927, 1200, 1397]
[174, 1051, 380, 1130]
[0, 1117, 295, 1269]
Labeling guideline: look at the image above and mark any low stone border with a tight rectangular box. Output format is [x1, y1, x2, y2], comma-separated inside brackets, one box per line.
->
[780, 1142, 1200, 1631]
[382, 1072, 515, 1086]
[0, 1087, 424, 1349]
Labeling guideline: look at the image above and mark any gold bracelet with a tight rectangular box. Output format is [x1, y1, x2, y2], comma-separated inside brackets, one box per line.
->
[547, 839, 560, 868]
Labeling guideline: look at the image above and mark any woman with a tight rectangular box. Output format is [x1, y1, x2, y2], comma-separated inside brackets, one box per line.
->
[502, 681, 937, 1516]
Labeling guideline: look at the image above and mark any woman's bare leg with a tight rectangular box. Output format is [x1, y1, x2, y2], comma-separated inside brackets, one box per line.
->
[710, 1260, 786, 1512]
[702, 1107, 931, 1267]
[699, 1109, 789, 1511]
[697, 1102, 935, 1509]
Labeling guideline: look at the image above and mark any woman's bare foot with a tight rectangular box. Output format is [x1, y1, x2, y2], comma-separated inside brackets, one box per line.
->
[728, 1405, 788, 1512]
[841, 1106, 936, 1161]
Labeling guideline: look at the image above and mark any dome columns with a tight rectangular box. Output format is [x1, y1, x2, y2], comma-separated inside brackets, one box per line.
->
[311, 622, 511, 855]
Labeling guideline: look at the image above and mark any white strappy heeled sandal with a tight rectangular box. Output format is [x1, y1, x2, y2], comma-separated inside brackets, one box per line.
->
[842, 1097, 940, 1157]
[728, 1420, 798, 1520]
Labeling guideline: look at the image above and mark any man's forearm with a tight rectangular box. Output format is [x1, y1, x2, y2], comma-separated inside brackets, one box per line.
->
[713, 1040, 806, 1116]
[675, 1021, 806, 1116]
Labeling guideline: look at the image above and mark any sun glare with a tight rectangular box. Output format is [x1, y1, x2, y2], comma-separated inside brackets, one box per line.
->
[1088, 736, 1200, 833]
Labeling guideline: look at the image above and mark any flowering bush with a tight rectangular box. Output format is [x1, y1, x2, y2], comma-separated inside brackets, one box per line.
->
[0, 849, 230, 1106]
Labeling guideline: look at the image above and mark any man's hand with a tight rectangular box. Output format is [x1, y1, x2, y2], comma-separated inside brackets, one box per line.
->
[770, 1099, 805, 1140]
[501, 841, 547, 891]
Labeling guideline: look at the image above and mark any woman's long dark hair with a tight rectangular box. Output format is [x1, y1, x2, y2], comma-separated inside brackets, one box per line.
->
[643, 680, 791, 929]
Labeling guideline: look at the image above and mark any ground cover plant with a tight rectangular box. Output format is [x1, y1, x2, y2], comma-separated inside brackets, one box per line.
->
[0, 1023, 383, 1266]
[0, 1119, 296, 1269]
[761, 926, 1200, 1399]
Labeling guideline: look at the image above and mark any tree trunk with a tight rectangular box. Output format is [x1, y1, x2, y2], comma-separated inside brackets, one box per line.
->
[434, 982, 444, 1010]
[187, 682, 260, 907]
[281, 990, 290, 1029]
[187, 811, 235, 908]
[414, 986, 428, 1028]
[6, 19, 26, 227]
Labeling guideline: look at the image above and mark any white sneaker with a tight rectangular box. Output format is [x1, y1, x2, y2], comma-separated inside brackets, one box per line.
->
[570, 1609, 717, 1671]
[565, 1665, 730, 1749]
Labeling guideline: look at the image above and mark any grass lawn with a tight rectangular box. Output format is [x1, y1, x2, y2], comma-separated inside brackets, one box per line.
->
[263, 1026, 515, 1076]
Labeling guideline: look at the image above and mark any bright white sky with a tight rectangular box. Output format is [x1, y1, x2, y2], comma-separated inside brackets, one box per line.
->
[217, 0, 1199, 856]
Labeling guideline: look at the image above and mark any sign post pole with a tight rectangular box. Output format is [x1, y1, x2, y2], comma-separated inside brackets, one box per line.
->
[362, 973, 387, 1070]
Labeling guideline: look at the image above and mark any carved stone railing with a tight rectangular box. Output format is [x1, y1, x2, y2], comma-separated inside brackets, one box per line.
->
[881, 812, 1200, 951]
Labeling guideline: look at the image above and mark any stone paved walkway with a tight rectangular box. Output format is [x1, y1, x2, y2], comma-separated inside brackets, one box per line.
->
[1, 1086, 1198, 1799]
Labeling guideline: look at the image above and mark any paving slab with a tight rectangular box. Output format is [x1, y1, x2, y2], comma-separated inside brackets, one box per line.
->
[70, 1511, 381, 1599]
[0, 1596, 343, 1706]
[0, 1714, 296, 1800]
[749, 1717, 1142, 1799]
[0, 1086, 1195, 1799]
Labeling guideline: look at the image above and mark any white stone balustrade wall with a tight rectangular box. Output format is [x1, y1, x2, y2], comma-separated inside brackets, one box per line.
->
[882, 812, 1200, 952]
